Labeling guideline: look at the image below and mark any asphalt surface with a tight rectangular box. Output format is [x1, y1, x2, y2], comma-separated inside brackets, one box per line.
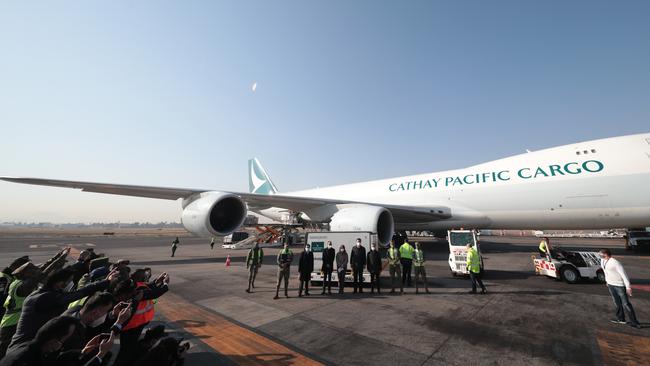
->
[1, 233, 649, 366]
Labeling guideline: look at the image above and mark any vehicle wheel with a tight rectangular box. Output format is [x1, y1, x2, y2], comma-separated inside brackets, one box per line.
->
[596, 270, 606, 283]
[561, 266, 580, 284]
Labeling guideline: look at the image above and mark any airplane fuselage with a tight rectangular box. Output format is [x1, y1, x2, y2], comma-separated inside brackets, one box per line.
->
[262, 133, 650, 230]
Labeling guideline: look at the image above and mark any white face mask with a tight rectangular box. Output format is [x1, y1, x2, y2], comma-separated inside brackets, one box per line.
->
[305, 247, 310, 252]
[356, 242, 361, 247]
[371, 247, 376, 251]
[89, 313, 107, 328]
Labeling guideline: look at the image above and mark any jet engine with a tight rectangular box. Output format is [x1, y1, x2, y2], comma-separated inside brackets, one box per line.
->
[181, 192, 247, 237]
[329, 204, 394, 245]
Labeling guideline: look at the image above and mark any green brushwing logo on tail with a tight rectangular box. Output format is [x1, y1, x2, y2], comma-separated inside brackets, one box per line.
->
[248, 158, 278, 195]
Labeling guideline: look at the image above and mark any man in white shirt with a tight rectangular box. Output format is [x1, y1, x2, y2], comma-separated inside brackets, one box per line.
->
[599, 249, 641, 329]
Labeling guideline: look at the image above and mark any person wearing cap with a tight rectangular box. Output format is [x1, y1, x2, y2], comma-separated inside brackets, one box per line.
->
[298, 244, 314, 297]
[0, 257, 30, 321]
[366, 243, 382, 294]
[413, 242, 430, 294]
[335, 245, 348, 294]
[0, 262, 41, 358]
[7, 266, 118, 352]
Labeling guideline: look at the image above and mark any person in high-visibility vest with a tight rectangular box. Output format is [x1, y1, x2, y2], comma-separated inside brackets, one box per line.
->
[0, 256, 30, 321]
[246, 243, 264, 293]
[388, 240, 403, 294]
[413, 242, 430, 294]
[115, 270, 169, 366]
[538, 238, 549, 258]
[399, 241, 415, 287]
[466, 244, 486, 294]
[0, 262, 40, 359]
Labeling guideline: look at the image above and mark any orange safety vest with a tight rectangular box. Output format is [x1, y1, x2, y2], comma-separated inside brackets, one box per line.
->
[123, 282, 155, 331]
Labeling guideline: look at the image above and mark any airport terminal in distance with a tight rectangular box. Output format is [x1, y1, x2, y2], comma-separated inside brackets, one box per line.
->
[1, 133, 650, 365]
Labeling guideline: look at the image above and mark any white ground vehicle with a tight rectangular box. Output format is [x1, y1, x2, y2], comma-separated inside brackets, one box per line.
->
[307, 232, 379, 284]
[626, 230, 650, 251]
[447, 230, 484, 276]
[532, 243, 605, 284]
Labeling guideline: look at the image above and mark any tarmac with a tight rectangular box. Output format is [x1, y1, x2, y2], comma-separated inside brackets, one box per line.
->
[1, 233, 649, 366]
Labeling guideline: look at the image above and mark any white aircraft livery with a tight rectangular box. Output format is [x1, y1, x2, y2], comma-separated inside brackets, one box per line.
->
[2, 133, 650, 244]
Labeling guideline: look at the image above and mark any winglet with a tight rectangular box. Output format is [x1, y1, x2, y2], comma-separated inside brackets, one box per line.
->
[248, 158, 278, 195]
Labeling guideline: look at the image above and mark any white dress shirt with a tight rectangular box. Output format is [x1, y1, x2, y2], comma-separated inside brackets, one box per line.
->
[601, 257, 631, 289]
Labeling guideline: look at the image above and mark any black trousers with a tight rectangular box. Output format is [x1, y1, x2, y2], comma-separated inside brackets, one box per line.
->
[401, 259, 412, 286]
[352, 266, 364, 292]
[370, 272, 381, 293]
[322, 267, 333, 293]
[469, 271, 486, 292]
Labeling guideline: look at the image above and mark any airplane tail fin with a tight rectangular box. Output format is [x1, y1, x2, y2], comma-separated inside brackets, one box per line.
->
[248, 158, 278, 195]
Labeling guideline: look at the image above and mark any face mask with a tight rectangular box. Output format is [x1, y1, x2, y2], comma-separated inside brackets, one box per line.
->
[63, 280, 74, 292]
[356, 242, 361, 247]
[305, 247, 310, 252]
[371, 247, 376, 251]
[89, 314, 107, 328]
[328, 245, 332, 248]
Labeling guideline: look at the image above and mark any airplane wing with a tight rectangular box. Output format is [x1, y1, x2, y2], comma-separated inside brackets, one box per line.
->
[0, 177, 451, 222]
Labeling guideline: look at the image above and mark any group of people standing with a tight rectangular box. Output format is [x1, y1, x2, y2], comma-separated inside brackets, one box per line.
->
[242, 238, 435, 299]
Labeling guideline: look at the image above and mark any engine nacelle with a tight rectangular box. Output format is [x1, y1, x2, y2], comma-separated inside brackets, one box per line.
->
[329, 204, 394, 245]
[181, 192, 247, 237]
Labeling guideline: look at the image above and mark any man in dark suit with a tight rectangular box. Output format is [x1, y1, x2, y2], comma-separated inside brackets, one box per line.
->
[350, 238, 367, 294]
[321, 241, 335, 295]
[298, 244, 314, 297]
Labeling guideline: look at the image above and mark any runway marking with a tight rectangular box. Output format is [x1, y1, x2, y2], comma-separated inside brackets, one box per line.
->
[157, 292, 323, 366]
[596, 329, 650, 365]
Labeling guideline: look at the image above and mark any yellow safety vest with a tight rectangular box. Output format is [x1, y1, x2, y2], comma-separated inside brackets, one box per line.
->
[399, 243, 414, 260]
[1, 280, 24, 328]
[466, 247, 481, 273]
[539, 241, 547, 252]
[388, 247, 400, 265]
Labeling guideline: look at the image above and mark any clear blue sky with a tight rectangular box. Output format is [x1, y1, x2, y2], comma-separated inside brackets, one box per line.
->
[1, 1, 649, 223]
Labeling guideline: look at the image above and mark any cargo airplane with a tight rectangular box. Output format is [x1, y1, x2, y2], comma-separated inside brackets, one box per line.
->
[2, 133, 649, 244]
